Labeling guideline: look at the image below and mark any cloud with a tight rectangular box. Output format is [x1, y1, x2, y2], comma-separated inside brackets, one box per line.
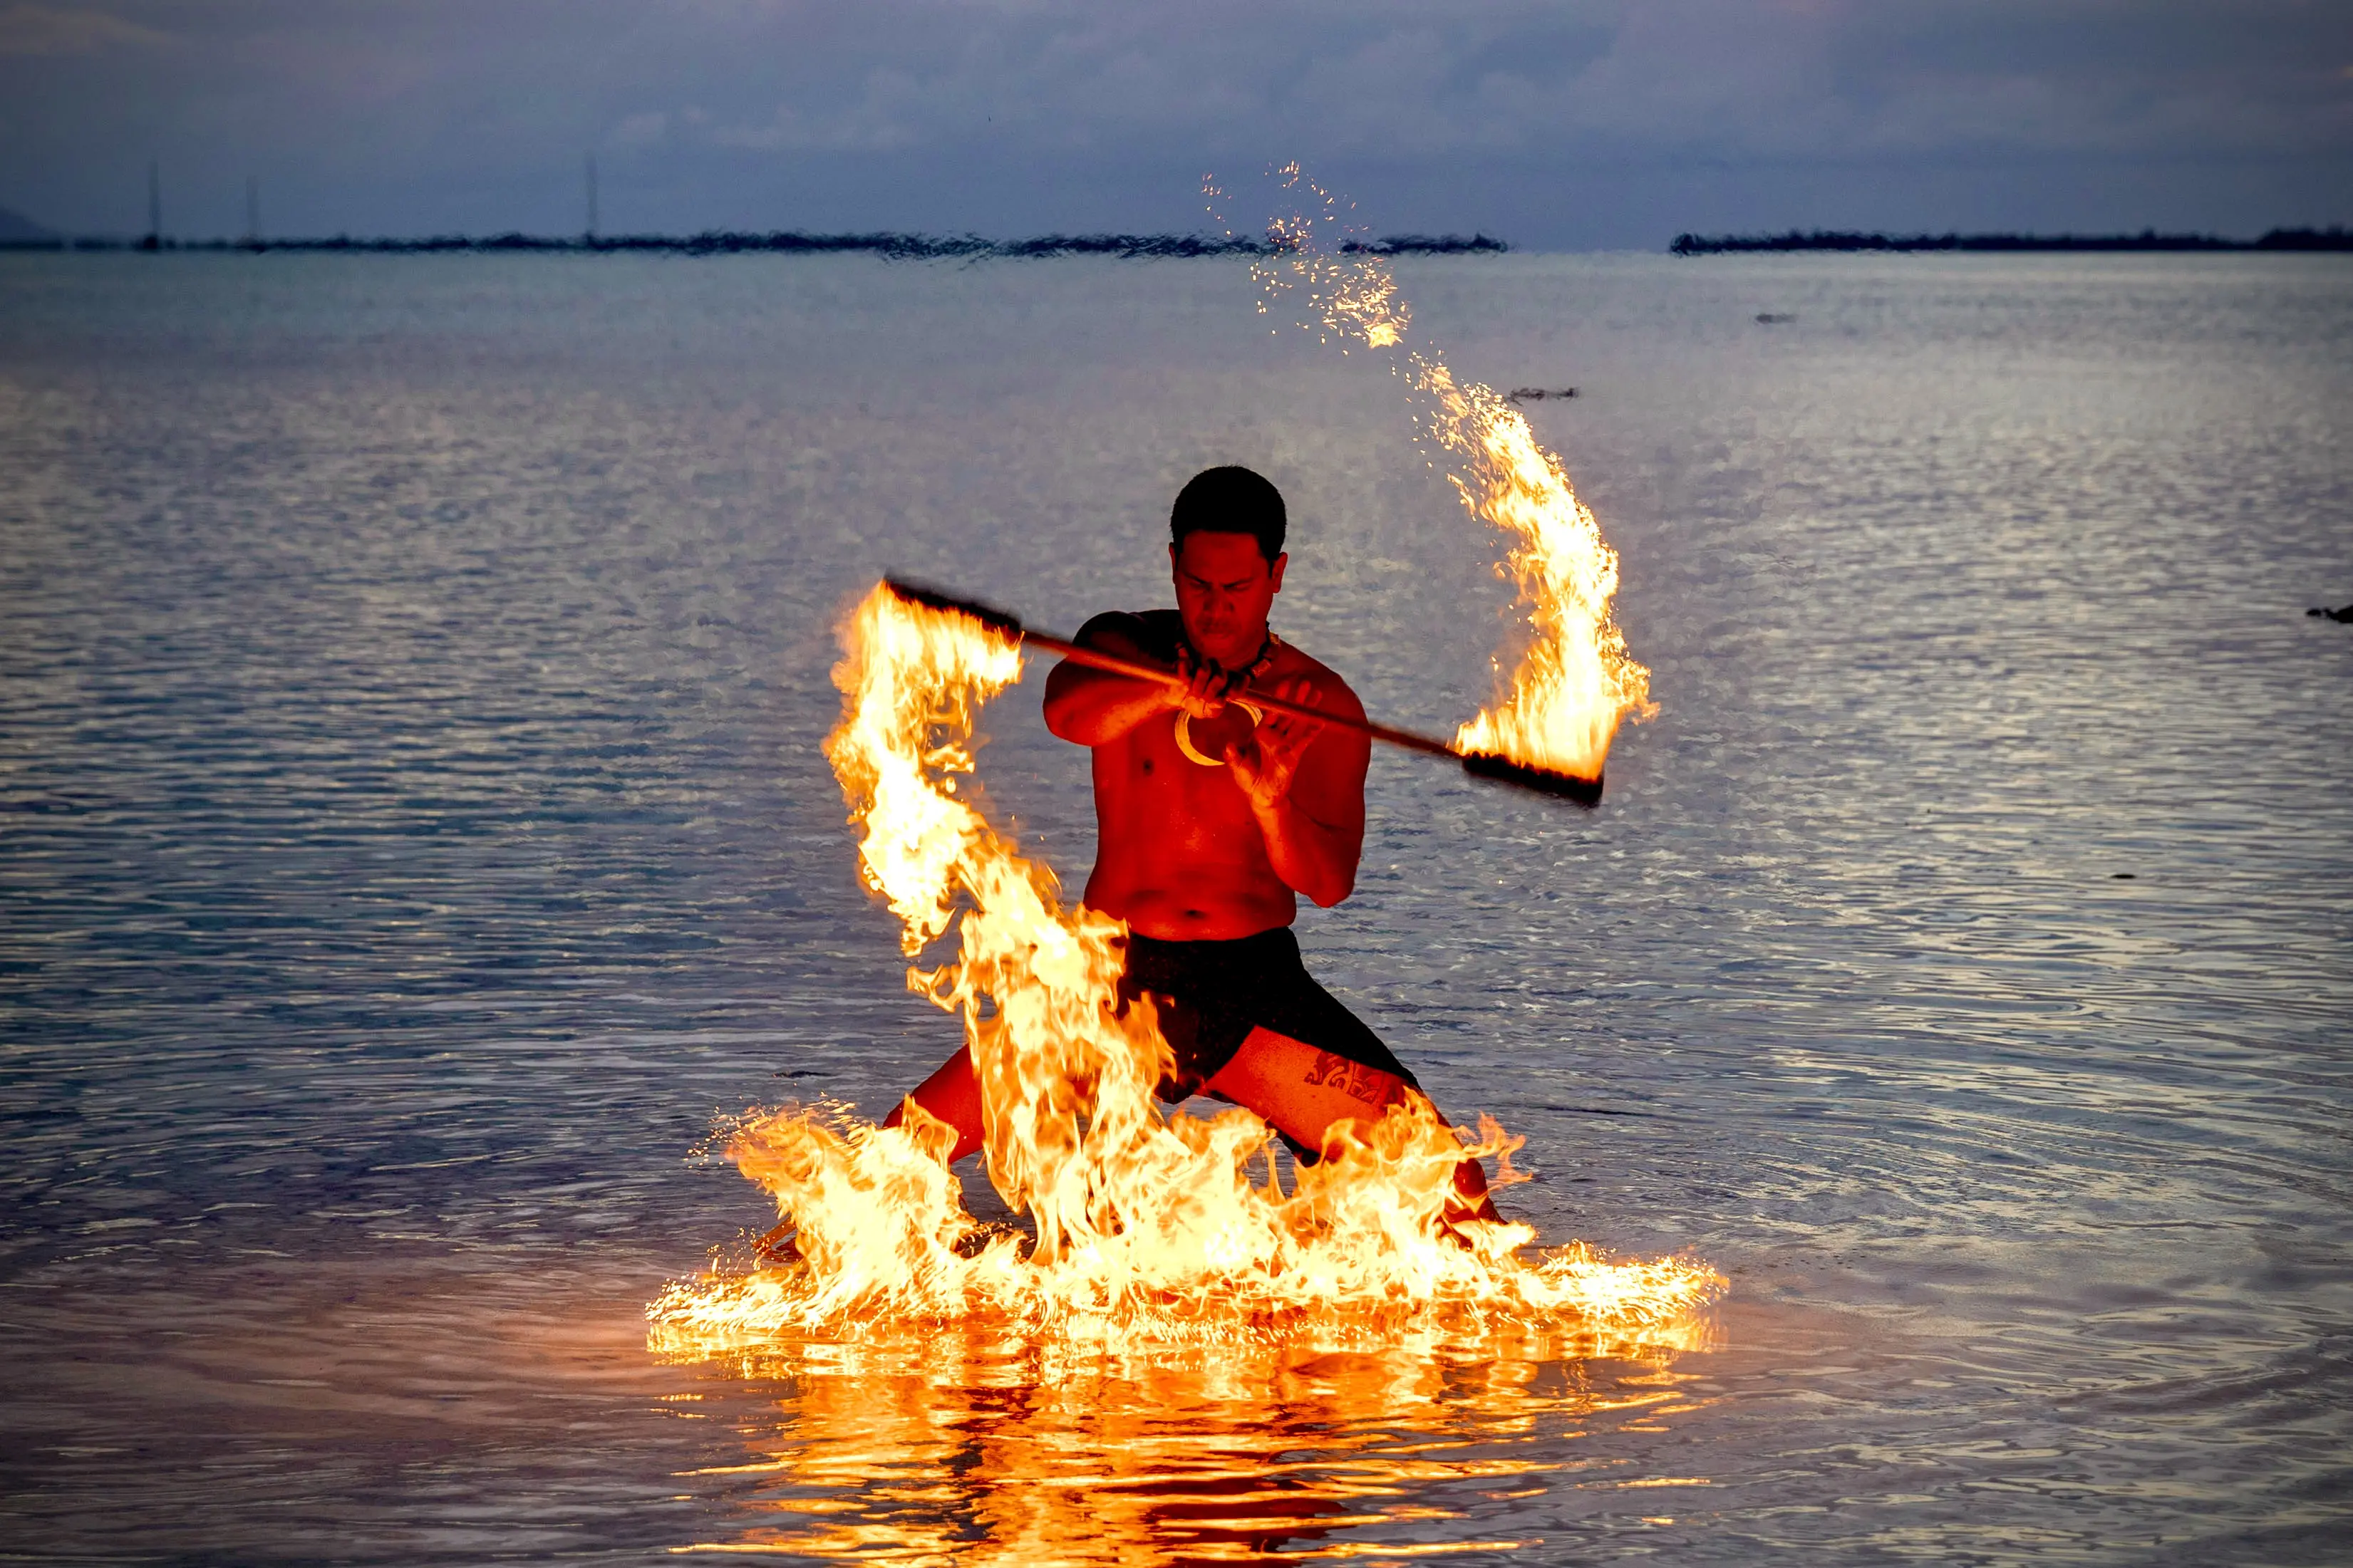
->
[625, 0, 2348, 164]
[0, 3, 167, 58]
[710, 69, 928, 152]
[18, 0, 2350, 162]
[608, 110, 669, 148]
[1, 0, 2344, 239]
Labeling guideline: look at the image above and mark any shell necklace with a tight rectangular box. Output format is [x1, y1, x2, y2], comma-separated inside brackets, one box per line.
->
[1172, 631, 1283, 767]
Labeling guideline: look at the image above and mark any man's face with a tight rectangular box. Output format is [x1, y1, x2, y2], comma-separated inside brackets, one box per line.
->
[1171, 531, 1287, 666]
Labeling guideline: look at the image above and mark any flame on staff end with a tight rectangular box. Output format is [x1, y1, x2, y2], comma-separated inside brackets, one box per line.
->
[646, 586, 1721, 1352]
[1236, 165, 1657, 785]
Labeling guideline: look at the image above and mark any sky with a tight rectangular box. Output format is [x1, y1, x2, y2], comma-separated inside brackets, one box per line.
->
[1, 0, 2348, 249]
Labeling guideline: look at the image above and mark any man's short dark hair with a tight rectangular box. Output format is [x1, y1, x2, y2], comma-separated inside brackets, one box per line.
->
[1171, 466, 1287, 562]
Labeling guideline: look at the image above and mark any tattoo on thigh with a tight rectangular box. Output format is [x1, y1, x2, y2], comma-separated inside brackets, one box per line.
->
[1345, 1061, 1397, 1107]
[1303, 1050, 1353, 1088]
[1304, 1050, 1397, 1106]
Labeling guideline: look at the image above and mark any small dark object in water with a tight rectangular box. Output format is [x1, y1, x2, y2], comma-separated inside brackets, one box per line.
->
[2307, 603, 2353, 623]
[1506, 387, 1576, 402]
[1756, 312, 1795, 323]
[2112, 872, 2136, 879]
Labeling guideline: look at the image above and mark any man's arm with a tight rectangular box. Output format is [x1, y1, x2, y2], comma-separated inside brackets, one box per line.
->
[1225, 677, 1370, 908]
[1043, 613, 1229, 747]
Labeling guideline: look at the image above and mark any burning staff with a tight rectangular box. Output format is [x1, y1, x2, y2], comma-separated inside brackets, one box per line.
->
[884, 581, 1605, 802]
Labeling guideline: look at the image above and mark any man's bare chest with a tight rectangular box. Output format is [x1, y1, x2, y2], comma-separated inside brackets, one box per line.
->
[1099, 712, 1259, 838]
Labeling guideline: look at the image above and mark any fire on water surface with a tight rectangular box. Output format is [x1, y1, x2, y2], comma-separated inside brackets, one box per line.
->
[644, 588, 1721, 1354]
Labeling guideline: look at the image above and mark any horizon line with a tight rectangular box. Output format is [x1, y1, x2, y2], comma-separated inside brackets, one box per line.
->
[5, 225, 2346, 256]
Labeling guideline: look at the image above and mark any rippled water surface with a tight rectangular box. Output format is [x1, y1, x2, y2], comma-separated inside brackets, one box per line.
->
[4, 251, 2349, 1564]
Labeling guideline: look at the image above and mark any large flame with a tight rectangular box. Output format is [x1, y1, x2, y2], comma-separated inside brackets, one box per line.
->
[648, 586, 1720, 1351]
[1245, 165, 1657, 782]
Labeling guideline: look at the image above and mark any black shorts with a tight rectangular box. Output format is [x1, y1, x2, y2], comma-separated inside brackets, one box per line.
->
[1117, 927, 1419, 1104]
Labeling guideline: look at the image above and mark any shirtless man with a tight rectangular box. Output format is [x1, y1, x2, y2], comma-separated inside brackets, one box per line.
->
[888, 465, 1499, 1225]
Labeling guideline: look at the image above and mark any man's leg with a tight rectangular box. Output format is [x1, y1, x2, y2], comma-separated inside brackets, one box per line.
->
[881, 1033, 1499, 1223]
[1202, 1027, 1502, 1225]
[882, 1047, 986, 1165]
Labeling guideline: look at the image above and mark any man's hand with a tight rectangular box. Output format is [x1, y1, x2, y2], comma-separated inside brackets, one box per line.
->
[1224, 678, 1327, 816]
[1170, 645, 1238, 720]
[1045, 615, 1237, 748]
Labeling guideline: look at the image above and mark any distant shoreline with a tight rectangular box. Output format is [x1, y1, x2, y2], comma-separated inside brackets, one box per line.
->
[0, 229, 1507, 259]
[1672, 227, 2351, 254]
[9, 225, 2344, 258]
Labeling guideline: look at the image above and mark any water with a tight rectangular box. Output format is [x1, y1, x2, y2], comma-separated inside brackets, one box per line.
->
[3, 249, 2349, 1564]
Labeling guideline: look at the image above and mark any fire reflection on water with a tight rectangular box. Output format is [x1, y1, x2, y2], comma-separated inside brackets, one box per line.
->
[664, 1324, 1717, 1562]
